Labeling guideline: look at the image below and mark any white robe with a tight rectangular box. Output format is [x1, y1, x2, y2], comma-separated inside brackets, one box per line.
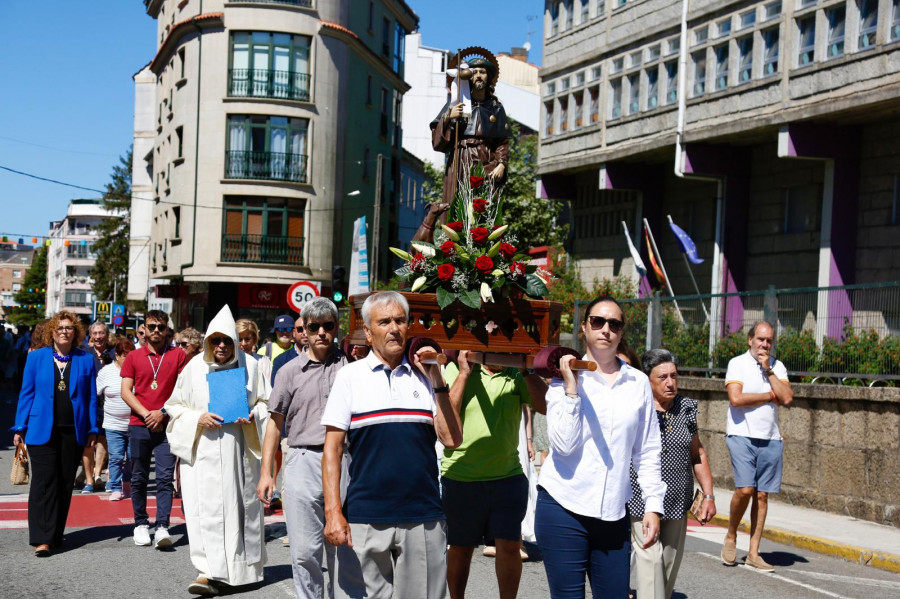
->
[165, 306, 269, 586]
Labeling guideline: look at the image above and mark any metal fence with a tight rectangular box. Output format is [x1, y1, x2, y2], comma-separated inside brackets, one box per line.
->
[574, 281, 900, 385]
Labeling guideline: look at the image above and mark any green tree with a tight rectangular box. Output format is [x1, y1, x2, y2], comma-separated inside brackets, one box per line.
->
[422, 120, 569, 252]
[92, 149, 132, 305]
[7, 245, 49, 327]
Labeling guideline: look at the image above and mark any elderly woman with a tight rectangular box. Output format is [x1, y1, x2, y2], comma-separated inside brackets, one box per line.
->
[12, 311, 99, 557]
[628, 349, 716, 599]
[175, 327, 203, 361]
[536, 296, 665, 598]
[165, 305, 268, 596]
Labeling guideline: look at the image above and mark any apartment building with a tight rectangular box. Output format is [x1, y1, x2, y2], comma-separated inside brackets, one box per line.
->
[132, 0, 417, 328]
[538, 0, 900, 324]
[0, 247, 35, 320]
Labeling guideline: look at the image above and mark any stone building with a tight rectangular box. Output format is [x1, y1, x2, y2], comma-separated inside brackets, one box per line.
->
[0, 246, 35, 321]
[538, 0, 900, 333]
[132, 0, 417, 328]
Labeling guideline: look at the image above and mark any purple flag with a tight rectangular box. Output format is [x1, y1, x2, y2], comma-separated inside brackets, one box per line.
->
[669, 221, 704, 264]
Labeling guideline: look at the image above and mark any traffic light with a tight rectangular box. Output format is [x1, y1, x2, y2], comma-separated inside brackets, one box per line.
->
[331, 265, 347, 303]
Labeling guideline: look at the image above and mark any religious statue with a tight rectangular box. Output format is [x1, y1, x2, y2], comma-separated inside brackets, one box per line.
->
[413, 47, 510, 243]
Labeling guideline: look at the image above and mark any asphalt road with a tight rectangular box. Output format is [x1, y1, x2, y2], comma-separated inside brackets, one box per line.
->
[2, 388, 900, 598]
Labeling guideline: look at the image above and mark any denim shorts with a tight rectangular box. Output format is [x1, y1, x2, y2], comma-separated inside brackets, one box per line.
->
[725, 435, 783, 493]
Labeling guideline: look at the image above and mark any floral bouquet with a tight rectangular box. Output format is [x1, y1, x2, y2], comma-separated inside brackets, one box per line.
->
[390, 163, 549, 309]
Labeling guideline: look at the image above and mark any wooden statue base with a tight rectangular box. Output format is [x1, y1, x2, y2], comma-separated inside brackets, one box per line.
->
[346, 292, 562, 354]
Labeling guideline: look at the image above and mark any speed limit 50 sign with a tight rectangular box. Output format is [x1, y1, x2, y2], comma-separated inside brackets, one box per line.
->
[286, 281, 322, 313]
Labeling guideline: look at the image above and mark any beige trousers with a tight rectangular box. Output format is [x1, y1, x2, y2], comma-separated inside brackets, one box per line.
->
[629, 516, 687, 599]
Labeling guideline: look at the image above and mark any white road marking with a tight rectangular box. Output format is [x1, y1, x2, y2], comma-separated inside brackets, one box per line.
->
[0, 520, 29, 528]
[791, 569, 900, 590]
[0, 495, 29, 503]
[697, 552, 854, 598]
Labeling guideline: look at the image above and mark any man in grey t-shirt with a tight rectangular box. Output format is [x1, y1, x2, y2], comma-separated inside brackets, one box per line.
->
[257, 297, 350, 599]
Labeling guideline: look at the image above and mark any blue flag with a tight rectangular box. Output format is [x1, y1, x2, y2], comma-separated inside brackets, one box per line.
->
[669, 221, 704, 264]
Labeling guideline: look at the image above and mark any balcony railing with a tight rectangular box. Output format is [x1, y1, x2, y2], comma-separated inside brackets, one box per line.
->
[228, 0, 312, 5]
[221, 233, 304, 265]
[225, 151, 308, 183]
[228, 69, 310, 102]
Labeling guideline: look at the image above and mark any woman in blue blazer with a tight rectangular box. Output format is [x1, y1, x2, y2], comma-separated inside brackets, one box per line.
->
[11, 310, 98, 557]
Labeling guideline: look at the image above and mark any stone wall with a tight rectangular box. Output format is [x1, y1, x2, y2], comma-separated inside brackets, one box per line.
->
[680, 376, 900, 528]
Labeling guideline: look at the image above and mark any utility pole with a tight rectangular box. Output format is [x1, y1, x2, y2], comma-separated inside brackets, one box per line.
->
[371, 153, 384, 290]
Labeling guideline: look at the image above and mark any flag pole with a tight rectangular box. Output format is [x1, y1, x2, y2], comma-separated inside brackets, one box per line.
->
[667, 214, 710, 322]
[643, 218, 685, 325]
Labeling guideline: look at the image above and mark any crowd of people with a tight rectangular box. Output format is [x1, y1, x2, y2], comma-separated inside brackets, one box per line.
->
[8, 293, 792, 598]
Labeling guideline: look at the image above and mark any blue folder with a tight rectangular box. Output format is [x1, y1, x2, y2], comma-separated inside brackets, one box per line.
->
[207, 367, 250, 423]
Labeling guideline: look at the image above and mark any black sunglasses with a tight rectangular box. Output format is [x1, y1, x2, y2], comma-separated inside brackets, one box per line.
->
[208, 336, 234, 346]
[177, 341, 190, 348]
[587, 315, 625, 333]
[275, 327, 293, 333]
[145, 323, 167, 332]
[305, 321, 336, 333]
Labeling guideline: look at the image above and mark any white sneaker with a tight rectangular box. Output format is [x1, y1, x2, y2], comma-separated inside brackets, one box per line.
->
[134, 525, 152, 546]
[154, 526, 173, 549]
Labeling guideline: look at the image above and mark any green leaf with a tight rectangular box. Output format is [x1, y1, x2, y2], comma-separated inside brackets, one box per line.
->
[459, 288, 482, 309]
[524, 273, 549, 298]
[436, 287, 457, 309]
[394, 266, 413, 278]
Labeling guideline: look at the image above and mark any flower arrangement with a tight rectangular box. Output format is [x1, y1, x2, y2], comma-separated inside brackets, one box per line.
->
[390, 163, 549, 309]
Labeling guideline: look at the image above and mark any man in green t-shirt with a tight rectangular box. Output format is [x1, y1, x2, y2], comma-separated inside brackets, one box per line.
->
[443, 351, 547, 599]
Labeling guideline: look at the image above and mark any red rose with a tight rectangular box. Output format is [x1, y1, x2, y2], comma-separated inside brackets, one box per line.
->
[499, 243, 517, 260]
[475, 255, 494, 274]
[440, 240, 455, 255]
[470, 175, 485, 189]
[437, 263, 455, 281]
[510, 261, 526, 278]
[471, 227, 489, 244]
[447, 221, 464, 233]
[472, 198, 488, 213]
[410, 253, 426, 272]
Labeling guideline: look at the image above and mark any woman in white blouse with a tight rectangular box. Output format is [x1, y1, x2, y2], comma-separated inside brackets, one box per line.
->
[536, 295, 666, 598]
[96, 338, 136, 501]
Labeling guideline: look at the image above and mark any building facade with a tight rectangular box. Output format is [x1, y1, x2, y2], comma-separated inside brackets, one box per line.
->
[133, 0, 416, 328]
[45, 199, 116, 319]
[0, 246, 35, 321]
[539, 0, 900, 336]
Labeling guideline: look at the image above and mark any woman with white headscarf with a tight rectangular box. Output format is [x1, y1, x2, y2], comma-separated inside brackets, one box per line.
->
[165, 305, 269, 596]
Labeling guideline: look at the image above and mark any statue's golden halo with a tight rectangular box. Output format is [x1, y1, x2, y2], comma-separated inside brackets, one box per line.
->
[446, 46, 500, 88]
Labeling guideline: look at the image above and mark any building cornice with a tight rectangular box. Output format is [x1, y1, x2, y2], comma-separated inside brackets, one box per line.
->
[318, 20, 410, 93]
[149, 12, 224, 75]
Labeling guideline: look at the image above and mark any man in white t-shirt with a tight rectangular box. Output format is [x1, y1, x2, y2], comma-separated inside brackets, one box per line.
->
[721, 321, 793, 572]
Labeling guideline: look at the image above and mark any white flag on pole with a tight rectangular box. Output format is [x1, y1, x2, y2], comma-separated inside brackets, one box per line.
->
[622, 221, 646, 276]
[349, 216, 370, 296]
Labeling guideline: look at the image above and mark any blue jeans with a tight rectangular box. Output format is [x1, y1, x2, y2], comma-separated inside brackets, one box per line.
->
[105, 429, 131, 493]
[129, 425, 176, 528]
[535, 487, 631, 599]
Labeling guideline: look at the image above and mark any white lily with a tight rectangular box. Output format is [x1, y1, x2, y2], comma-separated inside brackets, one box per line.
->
[480, 281, 494, 303]
[411, 276, 427, 292]
[411, 243, 436, 258]
[491, 269, 505, 277]
[488, 225, 509, 241]
[389, 247, 413, 261]
[440, 225, 460, 241]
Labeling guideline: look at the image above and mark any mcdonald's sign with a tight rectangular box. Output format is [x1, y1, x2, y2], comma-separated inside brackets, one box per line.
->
[93, 301, 112, 323]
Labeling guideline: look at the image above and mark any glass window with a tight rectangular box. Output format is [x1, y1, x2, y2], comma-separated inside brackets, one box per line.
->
[717, 18, 732, 37]
[611, 57, 624, 73]
[550, 1, 560, 36]
[692, 51, 706, 96]
[591, 65, 602, 80]
[765, 1, 782, 20]
[226, 115, 309, 182]
[628, 74, 640, 114]
[630, 51, 642, 67]
[648, 44, 661, 61]
[561, 77, 570, 91]
[740, 10, 756, 29]
[574, 91, 584, 128]
[589, 87, 600, 122]
[545, 102, 554, 135]
[694, 26, 708, 45]
[581, 0, 590, 23]
[393, 22, 407, 75]
[799, 0, 815, 8]
[738, 36, 753, 83]
[381, 18, 391, 56]
[546, 82, 556, 96]
[616, 0, 626, 8]
[565, 0, 574, 29]
[12, 270, 22, 279]
[715, 44, 728, 90]
[575, 71, 586, 86]
[667, 37, 680, 55]
[647, 68, 659, 109]
[596, 0, 605, 17]
[827, 7, 845, 58]
[764, 27, 780, 74]
[222, 196, 305, 265]
[609, 78, 622, 119]
[559, 97, 569, 132]
[893, 0, 900, 40]
[665, 61, 678, 104]
[229, 32, 311, 101]
[797, 17, 815, 66]
[858, 0, 877, 49]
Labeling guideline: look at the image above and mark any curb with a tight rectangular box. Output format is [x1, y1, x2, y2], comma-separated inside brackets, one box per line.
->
[708, 514, 900, 574]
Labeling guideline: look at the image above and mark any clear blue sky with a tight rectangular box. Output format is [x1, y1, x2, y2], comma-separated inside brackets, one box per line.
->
[0, 1, 543, 243]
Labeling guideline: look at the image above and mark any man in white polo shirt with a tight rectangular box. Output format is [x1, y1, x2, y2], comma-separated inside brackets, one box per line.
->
[721, 321, 793, 572]
[321, 291, 463, 599]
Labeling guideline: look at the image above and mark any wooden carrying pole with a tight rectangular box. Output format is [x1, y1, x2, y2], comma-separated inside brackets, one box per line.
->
[463, 351, 597, 372]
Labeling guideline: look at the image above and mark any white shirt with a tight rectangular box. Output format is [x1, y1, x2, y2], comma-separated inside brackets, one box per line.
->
[97, 363, 130, 432]
[725, 351, 788, 440]
[538, 358, 666, 520]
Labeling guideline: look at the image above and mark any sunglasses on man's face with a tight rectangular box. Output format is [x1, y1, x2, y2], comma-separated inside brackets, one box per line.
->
[208, 336, 234, 347]
[145, 323, 167, 332]
[275, 327, 293, 333]
[305, 321, 336, 333]
[587, 315, 625, 333]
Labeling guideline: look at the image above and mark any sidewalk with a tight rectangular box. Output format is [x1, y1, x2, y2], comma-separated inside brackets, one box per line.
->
[709, 486, 900, 574]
